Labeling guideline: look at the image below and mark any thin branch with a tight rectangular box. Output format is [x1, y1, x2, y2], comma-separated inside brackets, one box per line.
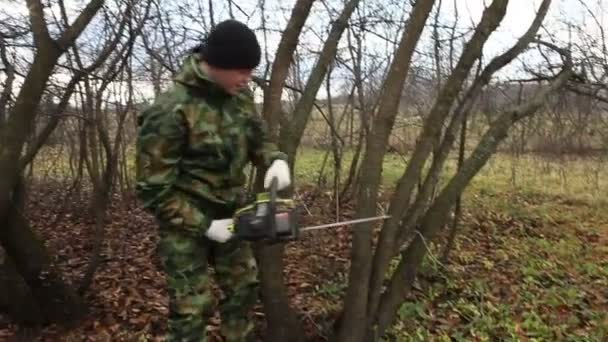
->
[254, 76, 345, 146]
[0, 36, 15, 121]
[57, 0, 105, 50]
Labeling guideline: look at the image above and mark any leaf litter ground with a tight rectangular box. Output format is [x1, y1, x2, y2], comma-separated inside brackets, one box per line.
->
[0, 183, 606, 341]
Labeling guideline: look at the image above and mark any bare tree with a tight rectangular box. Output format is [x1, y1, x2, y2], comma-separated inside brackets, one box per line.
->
[278, 0, 362, 167]
[0, 0, 105, 323]
[252, 1, 316, 341]
[76, 0, 151, 293]
[336, 1, 437, 340]
[326, 1, 580, 341]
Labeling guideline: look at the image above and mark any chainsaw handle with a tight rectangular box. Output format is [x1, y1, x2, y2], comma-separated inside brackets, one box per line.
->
[269, 176, 278, 198]
[268, 176, 278, 239]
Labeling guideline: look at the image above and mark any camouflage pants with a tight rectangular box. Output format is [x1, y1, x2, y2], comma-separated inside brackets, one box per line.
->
[158, 228, 259, 342]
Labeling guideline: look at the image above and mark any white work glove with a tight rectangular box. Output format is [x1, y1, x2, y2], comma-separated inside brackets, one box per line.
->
[264, 159, 291, 190]
[205, 218, 234, 243]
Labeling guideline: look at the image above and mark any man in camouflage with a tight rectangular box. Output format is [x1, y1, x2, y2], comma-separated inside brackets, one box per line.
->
[135, 20, 291, 341]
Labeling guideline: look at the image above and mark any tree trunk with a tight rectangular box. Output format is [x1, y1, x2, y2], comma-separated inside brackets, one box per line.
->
[254, 1, 315, 341]
[262, 0, 315, 141]
[254, 243, 303, 342]
[367, 0, 510, 328]
[375, 65, 573, 336]
[335, 2, 437, 341]
[0, 250, 43, 324]
[78, 184, 109, 294]
[0, 51, 84, 324]
[341, 26, 368, 200]
[279, 0, 362, 167]
[326, 64, 343, 212]
[340, 128, 364, 200]
[441, 110, 468, 262]
[0, 172, 40, 324]
[0, 194, 85, 323]
[0, 0, 104, 324]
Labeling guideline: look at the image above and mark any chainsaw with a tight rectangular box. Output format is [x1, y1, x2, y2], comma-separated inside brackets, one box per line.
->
[228, 177, 390, 243]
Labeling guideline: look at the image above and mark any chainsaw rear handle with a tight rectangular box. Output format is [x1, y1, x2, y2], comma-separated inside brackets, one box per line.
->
[268, 176, 278, 240]
[266, 176, 297, 243]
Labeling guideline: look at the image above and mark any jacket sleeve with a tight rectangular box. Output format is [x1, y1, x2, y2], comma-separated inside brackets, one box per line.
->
[135, 102, 211, 235]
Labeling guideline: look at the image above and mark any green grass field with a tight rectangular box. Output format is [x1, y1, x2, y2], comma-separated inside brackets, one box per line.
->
[293, 147, 607, 203]
[292, 147, 607, 341]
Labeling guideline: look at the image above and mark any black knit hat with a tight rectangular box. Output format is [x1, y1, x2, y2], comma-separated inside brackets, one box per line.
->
[197, 20, 261, 69]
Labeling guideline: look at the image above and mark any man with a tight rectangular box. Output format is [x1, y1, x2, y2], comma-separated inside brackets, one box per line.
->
[135, 19, 291, 341]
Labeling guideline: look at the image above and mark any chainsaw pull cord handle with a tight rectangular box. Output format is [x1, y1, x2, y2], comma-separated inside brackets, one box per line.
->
[268, 176, 278, 239]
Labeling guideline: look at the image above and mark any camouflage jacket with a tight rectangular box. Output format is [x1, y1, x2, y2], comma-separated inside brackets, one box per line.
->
[135, 53, 287, 235]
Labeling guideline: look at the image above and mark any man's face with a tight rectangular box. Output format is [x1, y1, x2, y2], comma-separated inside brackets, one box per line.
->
[209, 67, 253, 95]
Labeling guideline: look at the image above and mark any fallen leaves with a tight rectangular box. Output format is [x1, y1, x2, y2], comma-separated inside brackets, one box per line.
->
[0, 184, 605, 341]
[0, 186, 170, 341]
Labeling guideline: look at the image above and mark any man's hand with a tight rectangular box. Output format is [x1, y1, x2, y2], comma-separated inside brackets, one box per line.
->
[205, 219, 234, 243]
[264, 159, 291, 190]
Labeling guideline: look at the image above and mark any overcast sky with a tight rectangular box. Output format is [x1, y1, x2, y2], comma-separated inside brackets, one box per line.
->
[2, 0, 603, 55]
[1, 0, 605, 101]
